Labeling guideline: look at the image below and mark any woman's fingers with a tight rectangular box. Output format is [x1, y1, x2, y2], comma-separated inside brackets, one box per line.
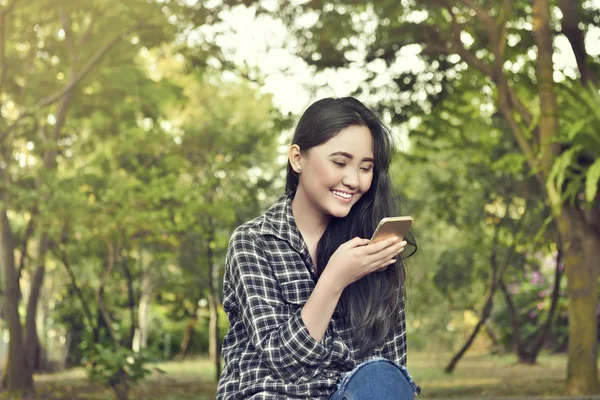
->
[370, 244, 406, 270]
[366, 240, 406, 265]
[363, 236, 400, 254]
[346, 237, 371, 248]
[376, 258, 397, 271]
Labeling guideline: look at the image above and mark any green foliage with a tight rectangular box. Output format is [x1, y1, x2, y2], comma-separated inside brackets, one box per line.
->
[547, 83, 600, 208]
[587, 159, 600, 203]
[491, 249, 568, 350]
[85, 344, 160, 388]
[260, 0, 600, 361]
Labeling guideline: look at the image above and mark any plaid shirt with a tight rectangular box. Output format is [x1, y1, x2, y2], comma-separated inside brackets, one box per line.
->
[217, 193, 410, 400]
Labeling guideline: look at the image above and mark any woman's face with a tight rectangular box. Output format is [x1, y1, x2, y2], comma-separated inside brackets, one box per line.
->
[293, 125, 374, 219]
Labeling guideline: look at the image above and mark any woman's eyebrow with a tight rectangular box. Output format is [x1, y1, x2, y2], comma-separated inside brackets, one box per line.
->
[329, 151, 374, 163]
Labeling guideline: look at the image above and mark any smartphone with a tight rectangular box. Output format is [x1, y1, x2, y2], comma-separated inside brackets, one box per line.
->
[370, 216, 413, 244]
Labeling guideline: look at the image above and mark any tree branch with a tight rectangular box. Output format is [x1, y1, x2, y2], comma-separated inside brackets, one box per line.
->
[16, 209, 37, 300]
[121, 257, 137, 349]
[60, 9, 76, 63]
[78, 14, 99, 47]
[0, 21, 150, 145]
[0, 0, 19, 15]
[557, 0, 598, 86]
[528, 239, 563, 353]
[0, 0, 21, 108]
[16, 30, 37, 107]
[499, 278, 522, 350]
[507, 83, 533, 126]
[53, 226, 96, 330]
[454, 1, 534, 128]
[97, 239, 120, 347]
[497, 0, 515, 60]
[446, 7, 494, 78]
[37, 22, 147, 108]
[456, 0, 492, 25]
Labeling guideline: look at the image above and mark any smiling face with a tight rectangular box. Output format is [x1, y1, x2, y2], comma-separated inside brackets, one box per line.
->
[289, 124, 374, 220]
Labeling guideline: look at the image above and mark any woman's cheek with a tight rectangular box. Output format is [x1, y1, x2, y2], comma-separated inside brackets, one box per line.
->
[362, 173, 374, 192]
[316, 161, 336, 182]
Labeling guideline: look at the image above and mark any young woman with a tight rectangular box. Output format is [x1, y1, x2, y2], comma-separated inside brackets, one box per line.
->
[217, 97, 420, 399]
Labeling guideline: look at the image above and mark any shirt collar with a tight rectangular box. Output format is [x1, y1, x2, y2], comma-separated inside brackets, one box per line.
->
[260, 192, 307, 254]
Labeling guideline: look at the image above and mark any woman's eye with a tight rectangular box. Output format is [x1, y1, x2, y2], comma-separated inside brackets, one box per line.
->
[360, 167, 373, 172]
[333, 161, 345, 167]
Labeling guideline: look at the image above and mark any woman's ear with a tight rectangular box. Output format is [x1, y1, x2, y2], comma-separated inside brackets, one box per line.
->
[288, 144, 304, 173]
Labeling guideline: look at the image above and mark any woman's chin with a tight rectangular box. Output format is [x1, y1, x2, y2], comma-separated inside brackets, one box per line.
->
[327, 205, 352, 218]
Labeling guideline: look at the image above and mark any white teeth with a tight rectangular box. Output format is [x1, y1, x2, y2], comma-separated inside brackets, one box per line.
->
[332, 190, 352, 199]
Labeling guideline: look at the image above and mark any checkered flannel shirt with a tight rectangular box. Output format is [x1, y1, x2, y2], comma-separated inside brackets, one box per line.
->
[217, 193, 410, 399]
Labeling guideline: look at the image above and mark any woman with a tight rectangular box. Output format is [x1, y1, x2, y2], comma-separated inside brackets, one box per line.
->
[217, 97, 420, 399]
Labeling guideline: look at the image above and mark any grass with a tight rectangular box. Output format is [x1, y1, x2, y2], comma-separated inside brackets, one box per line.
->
[29, 359, 218, 400]
[410, 352, 578, 398]
[2, 352, 599, 399]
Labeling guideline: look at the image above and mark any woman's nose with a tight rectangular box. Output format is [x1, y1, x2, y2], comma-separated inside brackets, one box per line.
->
[342, 170, 359, 189]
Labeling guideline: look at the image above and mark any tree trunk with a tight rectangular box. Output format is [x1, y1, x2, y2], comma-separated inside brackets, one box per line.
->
[532, 0, 561, 174]
[137, 267, 152, 351]
[533, 0, 599, 394]
[121, 257, 136, 350]
[22, 37, 74, 371]
[500, 242, 563, 365]
[16, 208, 36, 304]
[523, 243, 564, 363]
[206, 219, 222, 381]
[0, 209, 33, 391]
[96, 242, 119, 345]
[24, 233, 49, 371]
[56, 226, 96, 331]
[557, 0, 598, 86]
[208, 295, 221, 380]
[445, 292, 494, 373]
[499, 279, 522, 351]
[178, 313, 198, 358]
[484, 322, 500, 354]
[445, 221, 511, 373]
[558, 207, 600, 395]
[110, 367, 129, 400]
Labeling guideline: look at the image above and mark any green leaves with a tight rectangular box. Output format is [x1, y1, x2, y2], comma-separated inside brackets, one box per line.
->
[547, 83, 600, 208]
[86, 344, 159, 387]
[585, 159, 600, 204]
[547, 145, 582, 208]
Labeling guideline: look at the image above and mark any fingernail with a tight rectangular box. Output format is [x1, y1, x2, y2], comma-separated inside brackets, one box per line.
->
[390, 259, 396, 263]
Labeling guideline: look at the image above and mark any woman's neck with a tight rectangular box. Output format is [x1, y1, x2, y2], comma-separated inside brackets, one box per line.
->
[291, 189, 330, 242]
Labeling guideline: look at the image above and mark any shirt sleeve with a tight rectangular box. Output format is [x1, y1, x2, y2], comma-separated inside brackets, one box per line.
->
[380, 302, 408, 366]
[225, 228, 333, 382]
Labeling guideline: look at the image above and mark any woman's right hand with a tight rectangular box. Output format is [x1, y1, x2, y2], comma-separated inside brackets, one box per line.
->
[320, 236, 406, 294]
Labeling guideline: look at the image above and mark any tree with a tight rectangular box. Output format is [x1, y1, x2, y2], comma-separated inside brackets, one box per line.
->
[0, 0, 193, 391]
[157, 55, 285, 378]
[394, 76, 563, 368]
[257, 0, 600, 393]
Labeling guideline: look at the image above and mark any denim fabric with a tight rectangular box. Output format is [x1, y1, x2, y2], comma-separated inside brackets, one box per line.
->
[329, 358, 421, 400]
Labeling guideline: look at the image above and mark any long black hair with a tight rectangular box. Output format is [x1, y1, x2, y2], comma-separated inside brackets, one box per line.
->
[286, 97, 417, 356]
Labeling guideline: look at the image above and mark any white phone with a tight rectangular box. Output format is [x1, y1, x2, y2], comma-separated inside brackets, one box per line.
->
[370, 216, 413, 244]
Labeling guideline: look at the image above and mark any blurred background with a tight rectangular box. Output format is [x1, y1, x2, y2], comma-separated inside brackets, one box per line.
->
[0, 0, 599, 399]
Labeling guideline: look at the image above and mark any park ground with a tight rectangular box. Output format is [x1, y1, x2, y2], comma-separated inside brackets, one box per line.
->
[3, 352, 600, 399]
